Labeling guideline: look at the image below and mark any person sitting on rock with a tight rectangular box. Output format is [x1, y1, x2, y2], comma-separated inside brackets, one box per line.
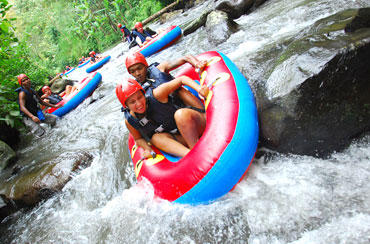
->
[16, 74, 62, 138]
[117, 23, 134, 43]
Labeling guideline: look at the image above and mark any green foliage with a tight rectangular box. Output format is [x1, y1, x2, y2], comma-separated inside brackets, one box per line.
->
[1, 0, 176, 129]
[0, 0, 53, 128]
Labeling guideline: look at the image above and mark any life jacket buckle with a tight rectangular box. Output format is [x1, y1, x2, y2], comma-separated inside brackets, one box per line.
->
[154, 125, 164, 133]
[139, 117, 150, 126]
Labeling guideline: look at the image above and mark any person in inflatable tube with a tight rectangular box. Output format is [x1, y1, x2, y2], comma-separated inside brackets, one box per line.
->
[131, 22, 157, 47]
[15, 74, 61, 138]
[116, 78, 209, 158]
[89, 51, 102, 63]
[125, 52, 206, 110]
[41, 85, 76, 105]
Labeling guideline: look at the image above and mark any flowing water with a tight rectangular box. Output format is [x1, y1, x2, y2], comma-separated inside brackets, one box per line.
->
[2, 0, 370, 243]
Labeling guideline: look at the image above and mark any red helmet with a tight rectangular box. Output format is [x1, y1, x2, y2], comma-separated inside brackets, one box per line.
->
[79, 58, 82, 61]
[17, 74, 28, 86]
[42, 85, 51, 93]
[117, 23, 122, 28]
[125, 52, 148, 73]
[116, 78, 144, 108]
[134, 22, 143, 29]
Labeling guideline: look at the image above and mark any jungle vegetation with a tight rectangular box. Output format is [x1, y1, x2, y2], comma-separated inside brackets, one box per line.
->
[0, 0, 176, 129]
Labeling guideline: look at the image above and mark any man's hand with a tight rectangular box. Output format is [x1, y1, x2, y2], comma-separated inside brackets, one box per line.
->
[199, 84, 209, 98]
[32, 116, 41, 123]
[143, 149, 156, 159]
[194, 59, 207, 71]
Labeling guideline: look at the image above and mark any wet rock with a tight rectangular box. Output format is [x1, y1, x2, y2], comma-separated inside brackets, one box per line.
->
[0, 151, 93, 221]
[176, 0, 206, 11]
[50, 77, 77, 94]
[215, 0, 269, 19]
[345, 7, 370, 32]
[181, 0, 267, 36]
[0, 140, 17, 172]
[181, 9, 212, 36]
[205, 10, 239, 46]
[0, 196, 17, 222]
[0, 123, 20, 148]
[160, 10, 184, 24]
[257, 8, 370, 157]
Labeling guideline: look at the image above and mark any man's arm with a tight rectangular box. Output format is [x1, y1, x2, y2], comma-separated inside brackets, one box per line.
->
[157, 54, 207, 73]
[36, 93, 61, 108]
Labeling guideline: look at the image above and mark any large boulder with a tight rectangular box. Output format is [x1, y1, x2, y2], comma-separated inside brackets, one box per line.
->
[215, 0, 269, 19]
[205, 10, 239, 46]
[181, 0, 268, 36]
[0, 140, 17, 171]
[0, 151, 93, 221]
[0, 122, 20, 148]
[257, 8, 370, 157]
[160, 10, 184, 24]
[50, 77, 76, 94]
[181, 9, 212, 36]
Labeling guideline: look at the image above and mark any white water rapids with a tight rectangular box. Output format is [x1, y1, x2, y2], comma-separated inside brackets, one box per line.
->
[2, 0, 370, 243]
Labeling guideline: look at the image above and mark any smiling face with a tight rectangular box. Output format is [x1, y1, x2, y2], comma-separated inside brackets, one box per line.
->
[125, 90, 146, 114]
[44, 88, 52, 95]
[128, 63, 147, 83]
[137, 26, 144, 33]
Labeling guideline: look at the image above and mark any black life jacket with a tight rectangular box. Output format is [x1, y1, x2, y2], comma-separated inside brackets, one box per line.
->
[47, 94, 63, 105]
[90, 56, 96, 63]
[15, 87, 40, 117]
[132, 30, 152, 43]
[141, 63, 174, 89]
[121, 26, 133, 42]
[137, 62, 204, 112]
[124, 88, 178, 142]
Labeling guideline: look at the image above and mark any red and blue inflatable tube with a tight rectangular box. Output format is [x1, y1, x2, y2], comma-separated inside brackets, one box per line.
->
[86, 56, 111, 73]
[47, 72, 102, 117]
[138, 26, 182, 57]
[127, 51, 259, 204]
[62, 67, 76, 76]
[78, 58, 91, 68]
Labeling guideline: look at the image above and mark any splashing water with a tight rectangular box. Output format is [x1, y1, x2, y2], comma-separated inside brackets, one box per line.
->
[2, 0, 370, 243]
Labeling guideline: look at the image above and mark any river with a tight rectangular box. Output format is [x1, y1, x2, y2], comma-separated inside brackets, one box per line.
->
[2, 0, 370, 243]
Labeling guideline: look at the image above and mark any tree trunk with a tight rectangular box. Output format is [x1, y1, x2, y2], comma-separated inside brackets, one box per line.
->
[142, 0, 181, 25]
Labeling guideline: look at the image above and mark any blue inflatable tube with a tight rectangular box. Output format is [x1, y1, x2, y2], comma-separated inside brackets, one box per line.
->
[62, 67, 75, 76]
[86, 56, 111, 73]
[51, 72, 102, 117]
[139, 26, 182, 57]
[78, 58, 91, 68]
